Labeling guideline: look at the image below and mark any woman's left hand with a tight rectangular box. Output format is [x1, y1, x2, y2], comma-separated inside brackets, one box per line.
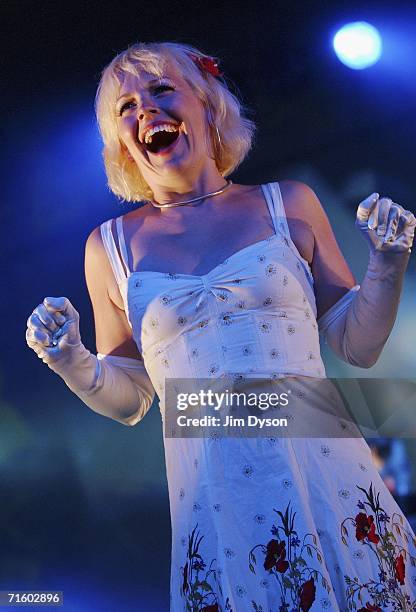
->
[355, 192, 416, 253]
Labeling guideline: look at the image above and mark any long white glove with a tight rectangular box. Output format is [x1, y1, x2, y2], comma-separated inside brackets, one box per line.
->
[318, 193, 415, 368]
[26, 297, 155, 426]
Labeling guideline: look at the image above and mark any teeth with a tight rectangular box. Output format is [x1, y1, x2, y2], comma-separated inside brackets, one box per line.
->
[143, 123, 180, 144]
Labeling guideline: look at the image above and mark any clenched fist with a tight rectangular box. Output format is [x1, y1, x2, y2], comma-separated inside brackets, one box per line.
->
[356, 193, 416, 253]
[26, 297, 82, 365]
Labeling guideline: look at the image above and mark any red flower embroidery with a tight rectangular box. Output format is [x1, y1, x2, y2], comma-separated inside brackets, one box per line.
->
[202, 605, 219, 612]
[358, 604, 382, 612]
[299, 577, 316, 611]
[355, 512, 380, 544]
[276, 556, 290, 573]
[394, 553, 405, 585]
[264, 539, 289, 573]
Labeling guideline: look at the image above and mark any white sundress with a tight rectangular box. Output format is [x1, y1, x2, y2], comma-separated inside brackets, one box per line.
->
[100, 182, 416, 611]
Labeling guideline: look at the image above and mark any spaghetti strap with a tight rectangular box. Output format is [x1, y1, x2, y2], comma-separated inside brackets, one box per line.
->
[116, 216, 131, 277]
[261, 181, 292, 244]
[260, 182, 279, 235]
[269, 181, 292, 241]
[99, 219, 128, 286]
[266, 181, 315, 286]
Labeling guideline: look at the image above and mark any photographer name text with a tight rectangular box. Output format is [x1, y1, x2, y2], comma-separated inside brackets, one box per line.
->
[177, 415, 288, 429]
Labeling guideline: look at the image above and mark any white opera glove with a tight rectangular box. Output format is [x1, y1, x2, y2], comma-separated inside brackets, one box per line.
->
[26, 296, 155, 426]
[318, 193, 415, 368]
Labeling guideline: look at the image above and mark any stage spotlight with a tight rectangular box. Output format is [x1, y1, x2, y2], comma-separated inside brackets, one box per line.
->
[333, 21, 382, 70]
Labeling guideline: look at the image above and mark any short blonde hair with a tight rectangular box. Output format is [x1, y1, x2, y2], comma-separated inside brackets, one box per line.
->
[95, 41, 256, 203]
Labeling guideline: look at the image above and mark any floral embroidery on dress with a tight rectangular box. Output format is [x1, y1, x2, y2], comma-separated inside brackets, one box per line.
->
[340, 482, 416, 611]
[265, 263, 277, 276]
[249, 501, 331, 611]
[254, 514, 266, 525]
[217, 292, 229, 302]
[166, 272, 179, 280]
[219, 313, 233, 326]
[259, 321, 272, 333]
[242, 464, 254, 478]
[160, 294, 172, 305]
[209, 364, 220, 376]
[180, 525, 233, 611]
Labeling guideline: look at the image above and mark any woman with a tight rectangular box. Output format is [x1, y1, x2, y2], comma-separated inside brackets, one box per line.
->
[26, 42, 416, 611]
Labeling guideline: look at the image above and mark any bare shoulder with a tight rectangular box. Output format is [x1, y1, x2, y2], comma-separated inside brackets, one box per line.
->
[85, 224, 110, 276]
[278, 179, 347, 244]
[278, 179, 325, 226]
[85, 224, 104, 254]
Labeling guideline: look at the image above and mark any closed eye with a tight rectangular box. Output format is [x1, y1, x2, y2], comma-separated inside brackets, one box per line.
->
[153, 84, 174, 95]
[118, 100, 136, 115]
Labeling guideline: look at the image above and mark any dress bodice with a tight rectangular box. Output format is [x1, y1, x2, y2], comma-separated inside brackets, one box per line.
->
[100, 182, 326, 409]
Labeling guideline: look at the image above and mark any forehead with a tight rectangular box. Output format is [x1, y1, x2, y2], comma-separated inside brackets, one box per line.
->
[117, 61, 186, 94]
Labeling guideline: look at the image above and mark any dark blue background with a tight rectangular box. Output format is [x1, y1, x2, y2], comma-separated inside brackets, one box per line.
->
[2, 1, 416, 609]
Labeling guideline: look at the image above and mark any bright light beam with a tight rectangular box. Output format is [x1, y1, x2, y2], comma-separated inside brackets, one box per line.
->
[333, 22, 383, 70]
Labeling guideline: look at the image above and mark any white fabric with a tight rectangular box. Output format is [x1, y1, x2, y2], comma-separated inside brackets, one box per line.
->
[47, 341, 155, 426]
[318, 249, 410, 368]
[317, 284, 360, 338]
[93, 353, 155, 426]
[100, 182, 416, 610]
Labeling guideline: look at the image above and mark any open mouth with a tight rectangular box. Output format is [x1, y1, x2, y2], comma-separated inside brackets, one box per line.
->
[143, 124, 182, 155]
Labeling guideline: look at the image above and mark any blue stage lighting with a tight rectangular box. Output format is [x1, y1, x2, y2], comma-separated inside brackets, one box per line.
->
[333, 22, 382, 70]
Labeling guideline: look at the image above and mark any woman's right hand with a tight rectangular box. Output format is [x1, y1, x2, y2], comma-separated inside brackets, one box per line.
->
[26, 297, 82, 365]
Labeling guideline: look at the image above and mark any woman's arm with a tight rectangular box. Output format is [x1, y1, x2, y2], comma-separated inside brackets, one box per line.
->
[283, 182, 414, 368]
[26, 225, 155, 426]
[85, 225, 142, 358]
[280, 180, 357, 318]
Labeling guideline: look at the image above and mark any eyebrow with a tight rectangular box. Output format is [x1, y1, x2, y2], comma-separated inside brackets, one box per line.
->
[116, 79, 169, 103]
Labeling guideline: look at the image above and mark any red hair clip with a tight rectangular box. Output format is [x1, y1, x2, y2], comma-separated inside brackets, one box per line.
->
[188, 53, 222, 77]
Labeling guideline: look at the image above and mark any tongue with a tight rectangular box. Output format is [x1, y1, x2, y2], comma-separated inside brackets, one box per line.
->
[147, 130, 180, 153]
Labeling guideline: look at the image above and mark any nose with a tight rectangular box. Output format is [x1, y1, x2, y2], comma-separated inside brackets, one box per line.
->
[138, 105, 159, 121]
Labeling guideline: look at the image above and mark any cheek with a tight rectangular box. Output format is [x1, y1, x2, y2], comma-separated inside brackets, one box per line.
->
[117, 117, 137, 145]
[195, 117, 212, 151]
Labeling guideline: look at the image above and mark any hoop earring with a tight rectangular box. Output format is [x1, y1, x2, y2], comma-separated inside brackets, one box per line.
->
[206, 106, 222, 160]
[209, 120, 222, 160]
[215, 125, 222, 150]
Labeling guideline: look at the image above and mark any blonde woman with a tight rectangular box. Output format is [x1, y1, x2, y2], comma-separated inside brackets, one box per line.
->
[26, 42, 416, 611]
